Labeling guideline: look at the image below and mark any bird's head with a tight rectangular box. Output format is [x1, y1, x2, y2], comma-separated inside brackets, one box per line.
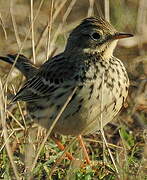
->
[65, 17, 133, 59]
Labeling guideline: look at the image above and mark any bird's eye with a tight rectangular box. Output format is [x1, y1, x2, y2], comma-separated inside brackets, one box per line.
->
[91, 32, 101, 40]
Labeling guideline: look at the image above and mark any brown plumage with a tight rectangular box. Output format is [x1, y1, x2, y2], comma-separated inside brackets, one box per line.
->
[0, 17, 133, 136]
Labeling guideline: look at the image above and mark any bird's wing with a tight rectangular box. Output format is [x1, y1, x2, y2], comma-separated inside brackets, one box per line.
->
[12, 53, 83, 102]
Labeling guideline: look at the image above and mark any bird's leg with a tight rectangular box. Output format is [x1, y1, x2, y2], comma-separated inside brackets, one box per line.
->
[51, 135, 75, 161]
[78, 135, 90, 165]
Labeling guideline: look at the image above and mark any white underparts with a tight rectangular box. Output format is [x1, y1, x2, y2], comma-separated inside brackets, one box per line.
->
[103, 40, 118, 59]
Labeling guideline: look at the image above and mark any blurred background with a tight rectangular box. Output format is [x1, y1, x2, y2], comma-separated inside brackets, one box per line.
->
[0, 0, 146, 179]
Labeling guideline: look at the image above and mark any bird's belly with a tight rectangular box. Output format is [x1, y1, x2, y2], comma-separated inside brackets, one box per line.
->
[27, 78, 128, 136]
[52, 82, 128, 136]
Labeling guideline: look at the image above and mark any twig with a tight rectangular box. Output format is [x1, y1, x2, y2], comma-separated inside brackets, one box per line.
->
[30, 87, 77, 173]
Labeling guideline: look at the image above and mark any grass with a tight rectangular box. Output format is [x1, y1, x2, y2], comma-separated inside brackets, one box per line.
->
[0, 0, 147, 179]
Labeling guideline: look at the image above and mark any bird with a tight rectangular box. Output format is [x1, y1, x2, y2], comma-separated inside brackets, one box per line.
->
[0, 17, 133, 163]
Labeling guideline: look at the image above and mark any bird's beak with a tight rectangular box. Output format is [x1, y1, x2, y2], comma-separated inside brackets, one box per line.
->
[113, 32, 133, 40]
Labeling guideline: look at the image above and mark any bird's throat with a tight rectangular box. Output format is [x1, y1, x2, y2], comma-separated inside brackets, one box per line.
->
[102, 40, 118, 60]
[83, 40, 118, 60]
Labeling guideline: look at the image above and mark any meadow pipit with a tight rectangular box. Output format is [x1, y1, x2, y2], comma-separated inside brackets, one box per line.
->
[0, 17, 133, 163]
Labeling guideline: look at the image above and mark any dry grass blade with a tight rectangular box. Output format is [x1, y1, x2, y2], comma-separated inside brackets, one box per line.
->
[4, 0, 45, 87]
[95, 0, 104, 18]
[30, 0, 36, 64]
[100, 73, 119, 175]
[0, 79, 20, 180]
[30, 87, 77, 173]
[0, 12, 7, 39]
[11, 84, 27, 128]
[49, 137, 77, 177]
[0, 130, 15, 152]
[87, 0, 95, 17]
[104, 0, 110, 21]
[7, 110, 25, 130]
[136, 0, 147, 54]
[46, 0, 54, 59]
[84, 138, 123, 150]
[34, 0, 68, 56]
[51, 0, 77, 49]
[10, 0, 21, 50]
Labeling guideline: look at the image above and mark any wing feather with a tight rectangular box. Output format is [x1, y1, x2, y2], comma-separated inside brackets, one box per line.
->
[12, 53, 82, 102]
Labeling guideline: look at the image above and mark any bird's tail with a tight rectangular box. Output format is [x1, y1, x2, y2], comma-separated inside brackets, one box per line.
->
[0, 54, 38, 79]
